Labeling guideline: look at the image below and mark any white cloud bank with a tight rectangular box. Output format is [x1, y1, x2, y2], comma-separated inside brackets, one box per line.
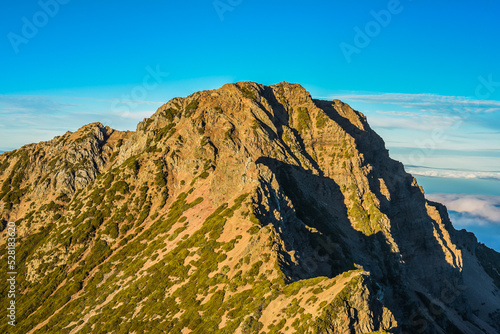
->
[426, 193, 500, 225]
[408, 169, 500, 181]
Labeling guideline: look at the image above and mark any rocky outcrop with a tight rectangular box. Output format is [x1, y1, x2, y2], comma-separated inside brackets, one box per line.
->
[0, 123, 132, 226]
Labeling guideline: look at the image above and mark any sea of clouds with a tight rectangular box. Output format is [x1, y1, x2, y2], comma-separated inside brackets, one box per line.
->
[426, 193, 500, 226]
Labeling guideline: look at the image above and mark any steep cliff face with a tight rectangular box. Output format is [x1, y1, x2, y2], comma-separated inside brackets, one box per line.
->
[0, 82, 499, 334]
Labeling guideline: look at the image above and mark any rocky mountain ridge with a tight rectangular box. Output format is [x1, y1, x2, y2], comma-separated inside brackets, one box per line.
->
[0, 81, 499, 333]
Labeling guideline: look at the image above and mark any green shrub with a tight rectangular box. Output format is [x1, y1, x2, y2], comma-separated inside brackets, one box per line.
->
[316, 111, 328, 129]
[185, 99, 199, 117]
[297, 107, 311, 133]
[247, 226, 260, 235]
[237, 84, 257, 100]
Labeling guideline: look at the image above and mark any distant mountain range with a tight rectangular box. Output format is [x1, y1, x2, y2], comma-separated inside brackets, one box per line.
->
[0, 82, 499, 333]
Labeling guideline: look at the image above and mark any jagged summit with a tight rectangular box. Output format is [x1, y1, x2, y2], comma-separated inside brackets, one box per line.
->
[0, 82, 499, 333]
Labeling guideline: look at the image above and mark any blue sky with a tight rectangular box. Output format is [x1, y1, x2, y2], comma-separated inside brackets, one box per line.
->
[1, 0, 499, 249]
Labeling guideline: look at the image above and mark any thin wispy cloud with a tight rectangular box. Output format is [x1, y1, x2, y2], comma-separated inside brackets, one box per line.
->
[408, 169, 500, 181]
[332, 92, 500, 115]
[117, 110, 155, 120]
[0, 94, 157, 151]
[0, 94, 74, 114]
[407, 164, 500, 173]
[375, 110, 425, 117]
[369, 113, 459, 131]
[68, 96, 165, 105]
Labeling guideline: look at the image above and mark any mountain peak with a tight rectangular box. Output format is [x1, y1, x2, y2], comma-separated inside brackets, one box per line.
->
[0, 82, 499, 333]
